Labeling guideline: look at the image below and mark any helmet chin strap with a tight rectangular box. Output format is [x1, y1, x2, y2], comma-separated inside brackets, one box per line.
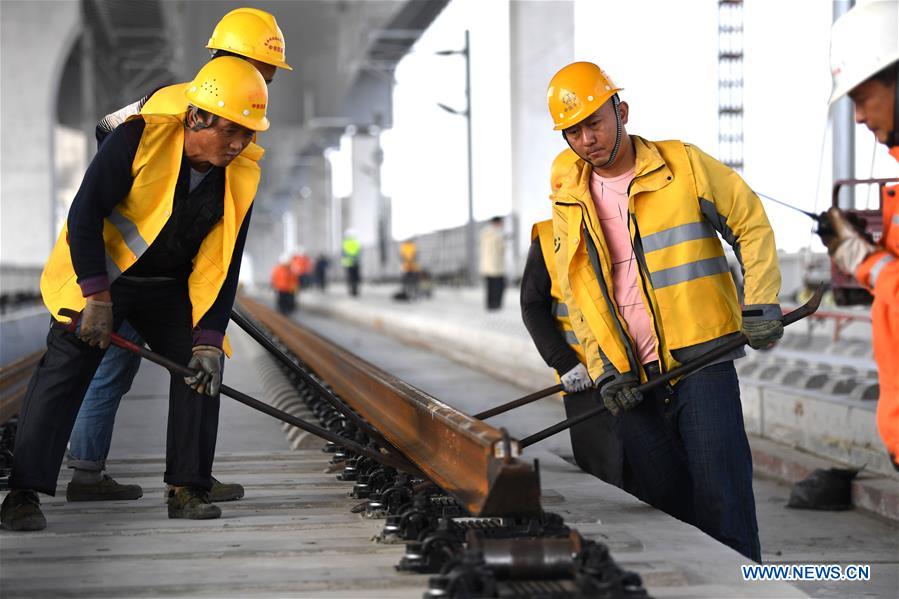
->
[599, 95, 623, 169]
[888, 64, 899, 148]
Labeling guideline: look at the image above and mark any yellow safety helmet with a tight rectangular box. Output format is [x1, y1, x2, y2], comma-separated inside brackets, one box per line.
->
[547, 62, 622, 131]
[207, 7, 292, 71]
[185, 57, 271, 131]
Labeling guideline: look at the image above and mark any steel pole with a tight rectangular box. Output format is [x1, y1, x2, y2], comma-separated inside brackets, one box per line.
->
[463, 30, 476, 286]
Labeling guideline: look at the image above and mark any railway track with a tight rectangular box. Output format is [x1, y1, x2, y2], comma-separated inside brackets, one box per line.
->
[237, 296, 648, 598]
[0, 350, 40, 489]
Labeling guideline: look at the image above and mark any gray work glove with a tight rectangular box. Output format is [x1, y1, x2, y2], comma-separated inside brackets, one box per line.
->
[79, 299, 114, 349]
[599, 373, 643, 417]
[560, 363, 591, 393]
[185, 345, 224, 396]
[741, 305, 784, 350]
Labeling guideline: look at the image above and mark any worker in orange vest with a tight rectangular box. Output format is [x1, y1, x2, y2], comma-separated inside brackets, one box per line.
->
[824, 3, 899, 471]
[271, 255, 298, 315]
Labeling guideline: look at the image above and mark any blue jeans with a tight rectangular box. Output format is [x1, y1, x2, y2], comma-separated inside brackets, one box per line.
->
[66, 320, 143, 471]
[617, 361, 761, 562]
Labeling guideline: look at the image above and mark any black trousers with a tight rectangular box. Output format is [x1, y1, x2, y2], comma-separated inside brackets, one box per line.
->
[276, 291, 295, 315]
[346, 264, 360, 297]
[11, 278, 219, 495]
[485, 276, 505, 310]
[563, 389, 635, 491]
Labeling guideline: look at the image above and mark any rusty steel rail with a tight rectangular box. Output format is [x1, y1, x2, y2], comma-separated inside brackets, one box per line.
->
[238, 296, 541, 517]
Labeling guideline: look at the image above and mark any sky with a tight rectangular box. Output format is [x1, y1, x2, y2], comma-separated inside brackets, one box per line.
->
[369, 0, 897, 253]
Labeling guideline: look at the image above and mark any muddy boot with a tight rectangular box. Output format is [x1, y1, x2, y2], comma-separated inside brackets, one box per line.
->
[67, 474, 143, 502]
[209, 476, 244, 502]
[1, 490, 47, 531]
[167, 487, 221, 520]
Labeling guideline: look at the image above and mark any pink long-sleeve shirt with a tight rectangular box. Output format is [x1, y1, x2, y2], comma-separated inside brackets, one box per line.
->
[589, 168, 659, 365]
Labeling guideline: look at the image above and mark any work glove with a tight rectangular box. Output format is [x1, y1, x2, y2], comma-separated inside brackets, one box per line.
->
[741, 306, 784, 350]
[599, 373, 643, 417]
[78, 299, 114, 349]
[185, 345, 224, 397]
[820, 207, 876, 276]
[560, 363, 591, 393]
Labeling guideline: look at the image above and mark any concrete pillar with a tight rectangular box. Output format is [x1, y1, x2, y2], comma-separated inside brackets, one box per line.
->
[508, 1, 574, 269]
[348, 132, 382, 247]
[1, 1, 81, 278]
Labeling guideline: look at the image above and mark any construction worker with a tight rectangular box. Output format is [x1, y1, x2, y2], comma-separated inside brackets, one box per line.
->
[0, 57, 271, 531]
[399, 238, 421, 300]
[271, 254, 298, 314]
[824, 2, 899, 471]
[342, 229, 362, 297]
[64, 7, 291, 504]
[546, 62, 783, 562]
[522, 219, 629, 487]
[479, 216, 507, 310]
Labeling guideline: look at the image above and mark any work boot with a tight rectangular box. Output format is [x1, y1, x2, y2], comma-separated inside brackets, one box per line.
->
[209, 476, 244, 502]
[1, 490, 47, 531]
[167, 487, 221, 520]
[67, 474, 143, 502]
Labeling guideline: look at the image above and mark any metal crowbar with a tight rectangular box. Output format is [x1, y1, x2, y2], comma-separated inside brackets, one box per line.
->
[55, 308, 422, 474]
[509, 286, 824, 449]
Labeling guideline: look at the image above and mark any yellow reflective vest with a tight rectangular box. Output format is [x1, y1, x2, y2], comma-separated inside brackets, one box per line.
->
[531, 219, 587, 366]
[41, 113, 264, 355]
[140, 83, 190, 115]
[550, 137, 781, 383]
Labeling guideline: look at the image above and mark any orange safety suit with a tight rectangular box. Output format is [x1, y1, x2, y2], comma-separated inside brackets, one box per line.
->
[271, 263, 298, 293]
[290, 254, 312, 278]
[855, 146, 899, 469]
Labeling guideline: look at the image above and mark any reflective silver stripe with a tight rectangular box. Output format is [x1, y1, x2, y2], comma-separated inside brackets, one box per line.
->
[651, 255, 730, 289]
[564, 329, 580, 346]
[869, 255, 896, 287]
[553, 302, 569, 317]
[641, 221, 717, 253]
[892, 214, 899, 226]
[107, 210, 149, 256]
[105, 254, 122, 283]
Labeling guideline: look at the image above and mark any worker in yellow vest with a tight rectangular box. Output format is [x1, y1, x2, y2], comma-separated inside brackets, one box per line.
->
[1, 57, 271, 531]
[399, 238, 421, 300]
[64, 7, 292, 506]
[521, 219, 632, 490]
[546, 62, 783, 562]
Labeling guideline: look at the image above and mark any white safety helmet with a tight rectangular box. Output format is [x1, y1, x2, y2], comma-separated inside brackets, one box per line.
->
[829, 1, 899, 105]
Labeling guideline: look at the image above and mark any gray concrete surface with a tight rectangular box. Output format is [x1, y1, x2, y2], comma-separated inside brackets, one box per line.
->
[2, 301, 894, 597]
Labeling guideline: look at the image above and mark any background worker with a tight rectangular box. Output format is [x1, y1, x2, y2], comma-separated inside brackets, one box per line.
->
[342, 229, 362, 297]
[399, 238, 421, 300]
[479, 216, 507, 310]
[64, 7, 292, 504]
[1, 57, 272, 531]
[823, 2, 899, 471]
[271, 254, 298, 315]
[521, 219, 629, 488]
[546, 62, 783, 562]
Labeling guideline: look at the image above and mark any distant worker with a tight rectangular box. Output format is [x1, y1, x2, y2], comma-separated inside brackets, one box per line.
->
[546, 62, 783, 562]
[824, 2, 899, 471]
[271, 254, 298, 315]
[342, 229, 361, 297]
[479, 216, 506, 310]
[62, 7, 292, 506]
[399, 238, 421, 300]
[0, 57, 272, 531]
[290, 247, 313, 288]
[314, 253, 330, 292]
[522, 219, 629, 487]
